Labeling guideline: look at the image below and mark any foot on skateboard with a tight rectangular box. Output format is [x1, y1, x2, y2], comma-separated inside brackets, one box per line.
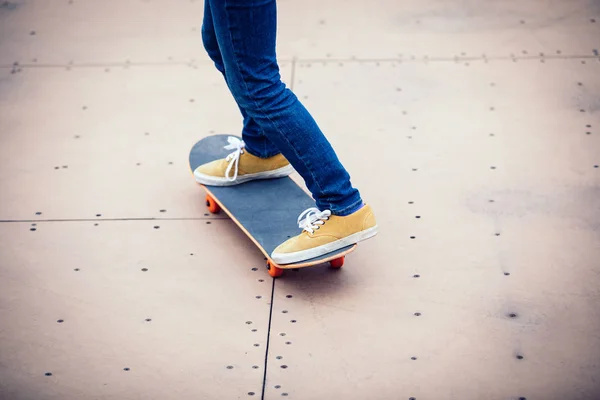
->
[193, 136, 294, 186]
[271, 206, 378, 264]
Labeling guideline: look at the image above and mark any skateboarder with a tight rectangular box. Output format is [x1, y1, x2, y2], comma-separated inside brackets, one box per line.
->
[194, 0, 378, 264]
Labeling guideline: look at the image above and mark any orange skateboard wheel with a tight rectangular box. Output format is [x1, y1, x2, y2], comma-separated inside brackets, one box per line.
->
[205, 195, 221, 214]
[330, 256, 344, 268]
[267, 260, 284, 278]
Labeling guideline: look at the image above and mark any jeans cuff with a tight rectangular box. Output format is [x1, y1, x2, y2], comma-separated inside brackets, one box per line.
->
[244, 142, 280, 159]
[329, 197, 364, 217]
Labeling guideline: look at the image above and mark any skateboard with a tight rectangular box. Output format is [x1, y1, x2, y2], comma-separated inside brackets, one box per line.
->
[188, 134, 356, 277]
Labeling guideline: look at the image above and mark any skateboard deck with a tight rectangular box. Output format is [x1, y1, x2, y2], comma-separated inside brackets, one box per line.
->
[188, 134, 356, 277]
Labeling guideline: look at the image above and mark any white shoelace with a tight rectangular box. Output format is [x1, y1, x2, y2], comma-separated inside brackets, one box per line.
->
[224, 137, 246, 181]
[297, 207, 332, 234]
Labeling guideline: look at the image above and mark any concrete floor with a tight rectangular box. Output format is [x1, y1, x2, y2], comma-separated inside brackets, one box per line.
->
[1, 1, 599, 399]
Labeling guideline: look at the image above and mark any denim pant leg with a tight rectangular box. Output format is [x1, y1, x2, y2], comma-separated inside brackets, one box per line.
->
[201, 0, 280, 158]
[207, 0, 363, 216]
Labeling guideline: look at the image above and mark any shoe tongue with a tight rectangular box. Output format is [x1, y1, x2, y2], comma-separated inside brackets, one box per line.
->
[302, 229, 315, 237]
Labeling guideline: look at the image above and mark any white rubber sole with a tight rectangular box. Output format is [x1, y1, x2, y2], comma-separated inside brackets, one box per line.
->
[194, 164, 295, 186]
[271, 225, 379, 265]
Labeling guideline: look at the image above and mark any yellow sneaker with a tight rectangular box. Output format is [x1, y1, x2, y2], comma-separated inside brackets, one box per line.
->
[194, 137, 294, 186]
[271, 204, 378, 264]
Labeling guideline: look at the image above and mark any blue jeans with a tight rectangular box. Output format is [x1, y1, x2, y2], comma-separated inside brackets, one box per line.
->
[201, 0, 363, 216]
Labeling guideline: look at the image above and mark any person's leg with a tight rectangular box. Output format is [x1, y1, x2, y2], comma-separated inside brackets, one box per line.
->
[207, 0, 362, 216]
[201, 0, 280, 158]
